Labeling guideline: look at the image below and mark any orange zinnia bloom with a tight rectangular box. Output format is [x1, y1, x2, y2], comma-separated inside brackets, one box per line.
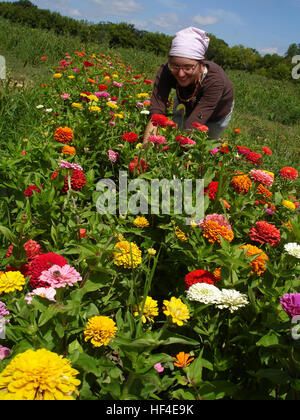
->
[62, 145, 76, 155]
[231, 172, 252, 195]
[202, 220, 234, 244]
[173, 352, 194, 368]
[54, 126, 74, 144]
[240, 244, 268, 276]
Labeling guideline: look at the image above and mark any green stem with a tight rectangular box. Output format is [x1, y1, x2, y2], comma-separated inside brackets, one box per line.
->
[120, 372, 135, 400]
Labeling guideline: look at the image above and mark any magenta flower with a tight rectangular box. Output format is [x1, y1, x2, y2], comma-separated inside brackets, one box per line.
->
[58, 160, 83, 171]
[209, 147, 219, 155]
[154, 363, 164, 373]
[148, 135, 166, 144]
[39, 264, 82, 288]
[94, 91, 110, 98]
[280, 293, 300, 318]
[60, 93, 71, 100]
[108, 150, 119, 163]
[0, 345, 11, 360]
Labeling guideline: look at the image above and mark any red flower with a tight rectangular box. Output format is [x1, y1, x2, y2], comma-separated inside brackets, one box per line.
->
[63, 170, 87, 192]
[245, 151, 262, 165]
[24, 185, 42, 196]
[83, 60, 94, 67]
[204, 181, 219, 200]
[184, 269, 217, 290]
[151, 114, 170, 127]
[98, 84, 108, 90]
[143, 79, 153, 84]
[192, 122, 209, 132]
[235, 145, 251, 156]
[122, 132, 139, 143]
[28, 252, 68, 288]
[249, 221, 281, 247]
[176, 136, 196, 147]
[129, 156, 148, 175]
[280, 167, 298, 180]
[262, 146, 272, 155]
[6, 240, 43, 260]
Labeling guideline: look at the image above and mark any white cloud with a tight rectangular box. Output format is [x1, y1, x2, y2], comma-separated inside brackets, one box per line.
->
[87, 0, 144, 15]
[193, 15, 219, 26]
[151, 12, 180, 30]
[257, 47, 279, 55]
[207, 9, 244, 25]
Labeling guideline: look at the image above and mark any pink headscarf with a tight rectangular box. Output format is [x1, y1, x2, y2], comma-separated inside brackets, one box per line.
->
[169, 27, 210, 60]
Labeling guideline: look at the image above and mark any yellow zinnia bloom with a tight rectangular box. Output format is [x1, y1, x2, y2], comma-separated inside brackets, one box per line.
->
[147, 248, 156, 256]
[133, 216, 149, 228]
[175, 226, 188, 242]
[282, 200, 296, 210]
[106, 101, 118, 109]
[68, 75, 75, 79]
[133, 296, 159, 323]
[0, 349, 80, 400]
[0, 271, 25, 294]
[72, 102, 82, 109]
[88, 106, 101, 113]
[84, 316, 117, 347]
[163, 297, 190, 326]
[113, 241, 142, 269]
[53, 73, 62, 79]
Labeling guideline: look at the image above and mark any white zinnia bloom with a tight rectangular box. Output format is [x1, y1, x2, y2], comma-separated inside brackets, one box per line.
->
[140, 110, 150, 115]
[216, 289, 249, 313]
[284, 243, 300, 259]
[36, 104, 44, 109]
[186, 283, 222, 304]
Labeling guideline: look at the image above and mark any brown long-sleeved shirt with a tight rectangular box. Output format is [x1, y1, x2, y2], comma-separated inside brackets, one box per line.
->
[150, 60, 234, 129]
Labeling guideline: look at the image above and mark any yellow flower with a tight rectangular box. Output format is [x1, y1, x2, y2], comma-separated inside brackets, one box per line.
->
[133, 296, 159, 323]
[71, 102, 82, 109]
[133, 216, 149, 228]
[88, 95, 99, 102]
[0, 271, 25, 294]
[173, 352, 194, 368]
[84, 316, 117, 347]
[113, 241, 142, 269]
[53, 73, 62, 79]
[163, 297, 190, 326]
[106, 101, 118, 109]
[147, 248, 156, 256]
[114, 113, 124, 119]
[68, 75, 75, 79]
[175, 226, 188, 242]
[137, 93, 150, 98]
[0, 349, 80, 400]
[282, 200, 296, 210]
[88, 106, 101, 113]
[112, 74, 119, 78]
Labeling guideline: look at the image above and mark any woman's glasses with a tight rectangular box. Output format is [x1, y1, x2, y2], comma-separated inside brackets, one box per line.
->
[168, 63, 198, 74]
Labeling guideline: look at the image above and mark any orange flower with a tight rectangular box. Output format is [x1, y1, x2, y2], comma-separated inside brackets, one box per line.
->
[213, 267, 222, 282]
[202, 220, 234, 244]
[234, 128, 241, 133]
[62, 145, 76, 155]
[256, 184, 272, 200]
[54, 126, 73, 144]
[231, 172, 252, 195]
[173, 352, 194, 368]
[240, 244, 268, 276]
[219, 197, 230, 210]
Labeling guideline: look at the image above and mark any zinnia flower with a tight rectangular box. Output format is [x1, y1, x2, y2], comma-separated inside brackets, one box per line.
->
[204, 181, 218, 200]
[175, 226, 188, 242]
[262, 146, 272, 155]
[280, 167, 298, 180]
[108, 150, 119, 163]
[25, 287, 56, 304]
[39, 264, 82, 288]
[63, 170, 87, 192]
[240, 244, 268, 276]
[6, 239, 43, 260]
[249, 221, 281, 246]
[282, 200, 296, 210]
[154, 363, 164, 373]
[113, 241, 142, 269]
[280, 293, 300, 318]
[54, 126, 73, 144]
[62, 145, 76, 155]
[176, 135, 196, 147]
[58, 160, 83, 171]
[24, 185, 42, 196]
[27, 252, 68, 289]
[173, 352, 194, 368]
[0, 345, 10, 361]
[192, 122, 209, 132]
[151, 114, 170, 127]
[122, 132, 138, 143]
[0, 348, 80, 400]
[186, 283, 222, 304]
[231, 172, 252, 194]
[133, 296, 159, 323]
[0, 271, 25, 294]
[284, 243, 300, 259]
[148, 135, 166, 144]
[256, 183, 272, 200]
[250, 169, 274, 187]
[128, 156, 148, 175]
[201, 218, 234, 244]
[84, 315, 117, 347]
[133, 216, 149, 228]
[216, 289, 249, 313]
[184, 269, 217, 290]
[0, 301, 9, 318]
[163, 297, 190, 326]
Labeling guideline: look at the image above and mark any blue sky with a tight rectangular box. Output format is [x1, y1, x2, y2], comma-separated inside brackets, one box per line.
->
[14, 0, 300, 56]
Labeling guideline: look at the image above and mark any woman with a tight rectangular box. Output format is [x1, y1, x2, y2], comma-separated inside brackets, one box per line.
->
[143, 27, 234, 145]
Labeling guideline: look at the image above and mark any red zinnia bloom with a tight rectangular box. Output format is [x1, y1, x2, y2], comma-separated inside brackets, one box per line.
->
[24, 185, 42, 196]
[98, 84, 108, 90]
[83, 60, 94, 67]
[245, 151, 262, 165]
[235, 145, 251, 156]
[280, 167, 298, 180]
[6, 240, 43, 261]
[176, 136, 196, 147]
[63, 170, 87, 192]
[204, 181, 219, 200]
[122, 132, 139, 143]
[128, 156, 148, 175]
[151, 114, 170, 127]
[262, 146, 272, 155]
[192, 122, 209, 132]
[143, 79, 153, 84]
[28, 252, 68, 288]
[184, 269, 217, 290]
[249, 221, 281, 247]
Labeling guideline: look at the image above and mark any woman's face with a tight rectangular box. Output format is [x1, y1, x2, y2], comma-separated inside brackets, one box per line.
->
[168, 56, 202, 87]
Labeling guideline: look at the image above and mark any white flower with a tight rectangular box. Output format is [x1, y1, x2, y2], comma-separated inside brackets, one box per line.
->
[140, 110, 150, 115]
[284, 242, 300, 259]
[216, 289, 249, 313]
[45, 108, 53, 113]
[25, 287, 56, 304]
[36, 104, 44, 109]
[186, 283, 222, 304]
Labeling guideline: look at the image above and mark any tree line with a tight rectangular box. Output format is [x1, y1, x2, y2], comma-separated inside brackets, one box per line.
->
[0, 0, 299, 81]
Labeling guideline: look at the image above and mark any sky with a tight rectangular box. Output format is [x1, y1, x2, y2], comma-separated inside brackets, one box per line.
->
[11, 0, 300, 56]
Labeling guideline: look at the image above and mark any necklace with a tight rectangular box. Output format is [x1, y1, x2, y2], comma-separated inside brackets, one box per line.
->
[175, 67, 207, 104]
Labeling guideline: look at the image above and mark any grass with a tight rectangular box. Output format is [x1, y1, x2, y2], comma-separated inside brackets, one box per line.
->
[0, 16, 299, 176]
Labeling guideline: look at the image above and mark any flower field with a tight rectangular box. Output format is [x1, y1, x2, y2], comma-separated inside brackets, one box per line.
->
[0, 50, 300, 400]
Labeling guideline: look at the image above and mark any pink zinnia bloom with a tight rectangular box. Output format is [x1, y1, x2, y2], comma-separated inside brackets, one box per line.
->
[0, 345, 11, 360]
[94, 91, 110, 98]
[112, 81, 123, 88]
[25, 287, 57, 304]
[199, 213, 232, 231]
[154, 363, 164, 373]
[148, 135, 166, 144]
[209, 147, 219, 155]
[108, 150, 119, 163]
[58, 160, 83, 171]
[250, 169, 274, 186]
[39, 264, 82, 288]
[60, 93, 71, 100]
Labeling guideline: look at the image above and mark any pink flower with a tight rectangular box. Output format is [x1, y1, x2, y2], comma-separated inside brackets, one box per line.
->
[148, 135, 166, 144]
[108, 150, 119, 163]
[25, 287, 57, 304]
[94, 91, 110, 98]
[0, 345, 11, 360]
[250, 169, 274, 187]
[60, 93, 71, 100]
[112, 81, 123, 88]
[154, 363, 164, 373]
[209, 147, 219, 155]
[39, 264, 82, 288]
[199, 213, 232, 231]
[58, 160, 83, 171]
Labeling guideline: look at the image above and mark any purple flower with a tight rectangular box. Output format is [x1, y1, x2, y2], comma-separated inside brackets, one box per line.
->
[0, 301, 9, 318]
[0, 345, 11, 360]
[280, 293, 300, 318]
